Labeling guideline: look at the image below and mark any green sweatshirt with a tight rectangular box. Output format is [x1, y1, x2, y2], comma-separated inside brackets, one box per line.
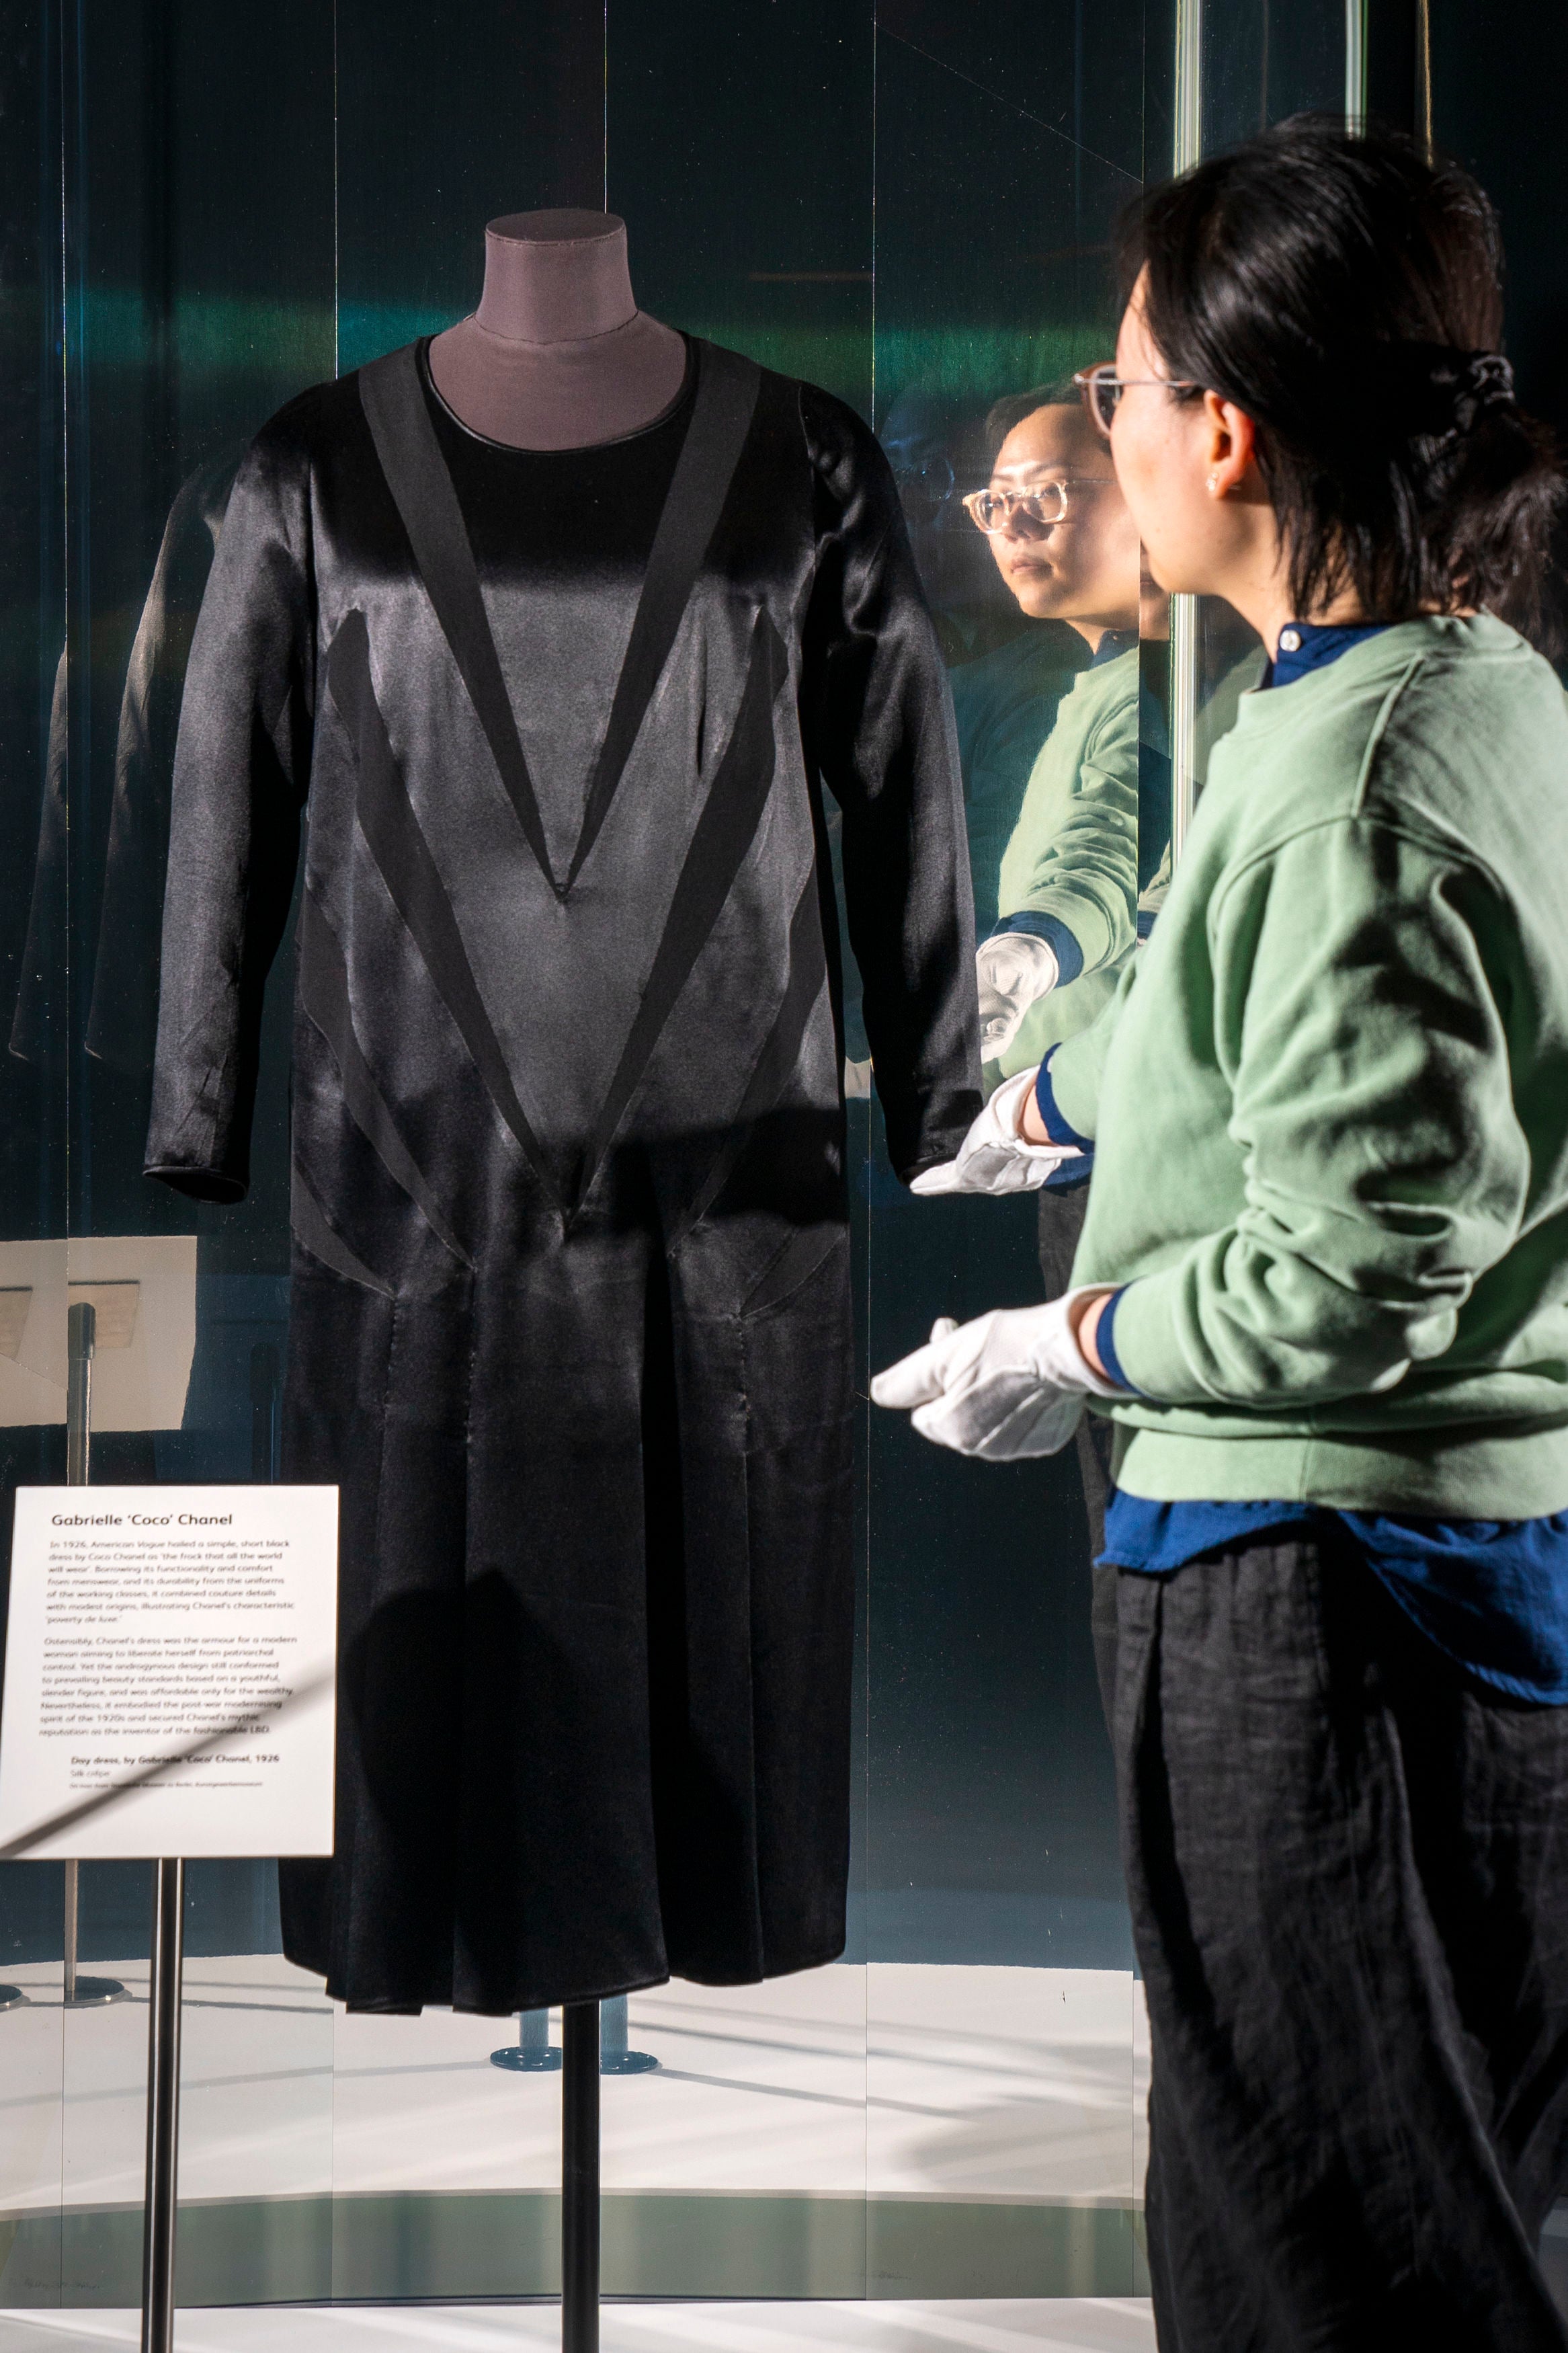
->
[951, 624, 1090, 932]
[1052, 614, 1568, 1515]
[992, 646, 1142, 1078]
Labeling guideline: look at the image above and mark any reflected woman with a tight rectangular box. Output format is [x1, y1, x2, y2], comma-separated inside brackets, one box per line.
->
[962, 391, 1153, 1068]
[951, 385, 1114, 935]
[876, 120, 1568, 2344]
[935, 388, 1167, 1544]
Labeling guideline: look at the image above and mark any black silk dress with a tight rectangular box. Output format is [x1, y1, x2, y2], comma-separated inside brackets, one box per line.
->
[145, 335, 981, 2014]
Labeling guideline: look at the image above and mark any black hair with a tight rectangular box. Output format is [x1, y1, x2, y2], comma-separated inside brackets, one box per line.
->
[1120, 116, 1565, 647]
[983, 379, 1085, 463]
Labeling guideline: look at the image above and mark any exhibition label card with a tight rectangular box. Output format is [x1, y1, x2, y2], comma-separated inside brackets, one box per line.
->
[0, 1486, 337, 1860]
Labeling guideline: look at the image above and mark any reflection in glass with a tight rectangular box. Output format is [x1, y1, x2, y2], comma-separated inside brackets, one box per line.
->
[866, 3, 1146, 2305]
[953, 393, 1096, 941]
[956, 384, 1165, 1562]
[971, 383, 1145, 1068]
[883, 387, 1020, 667]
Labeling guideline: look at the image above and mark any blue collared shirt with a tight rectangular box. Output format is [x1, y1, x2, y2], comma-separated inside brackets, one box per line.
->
[1059, 619, 1568, 1704]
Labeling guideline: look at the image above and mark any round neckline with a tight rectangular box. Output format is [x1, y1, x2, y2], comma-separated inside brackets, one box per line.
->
[417, 331, 696, 457]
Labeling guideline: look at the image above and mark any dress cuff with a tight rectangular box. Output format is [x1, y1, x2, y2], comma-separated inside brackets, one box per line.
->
[144, 1162, 248, 1205]
[989, 910, 1085, 986]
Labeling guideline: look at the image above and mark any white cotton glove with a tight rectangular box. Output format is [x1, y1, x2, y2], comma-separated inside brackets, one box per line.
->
[870, 1287, 1121, 1461]
[911, 1069, 1082, 1197]
[977, 932, 1059, 1060]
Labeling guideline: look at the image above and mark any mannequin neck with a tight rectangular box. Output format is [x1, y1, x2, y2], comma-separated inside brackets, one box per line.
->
[427, 208, 688, 452]
[474, 210, 638, 344]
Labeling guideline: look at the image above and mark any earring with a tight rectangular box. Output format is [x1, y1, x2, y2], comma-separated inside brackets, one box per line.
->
[1206, 472, 1221, 495]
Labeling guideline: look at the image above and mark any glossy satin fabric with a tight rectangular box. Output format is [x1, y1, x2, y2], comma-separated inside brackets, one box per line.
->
[145, 336, 981, 2013]
[424, 343, 694, 870]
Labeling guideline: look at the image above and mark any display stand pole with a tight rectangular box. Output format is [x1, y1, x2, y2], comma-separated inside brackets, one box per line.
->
[140, 1857, 185, 2353]
[62, 1303, 126, 2012]
[561, 1999, 600, 2353]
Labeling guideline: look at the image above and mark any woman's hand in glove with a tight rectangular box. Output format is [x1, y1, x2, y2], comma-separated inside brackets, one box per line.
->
[911, 1069, 1081, 1197]
[976, 931, 1059, 1060]
[869, 1287, 1121, 1460]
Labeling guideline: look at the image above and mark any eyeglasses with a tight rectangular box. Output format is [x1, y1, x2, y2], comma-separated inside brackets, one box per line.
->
[1074, 362, 1202, 438]
[961, 477, 1116, 534]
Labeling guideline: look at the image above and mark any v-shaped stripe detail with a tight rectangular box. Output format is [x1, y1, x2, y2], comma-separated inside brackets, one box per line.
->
[567, 342, 760, 887]
[297, 884, 475, 1270]
[358, 345, 556, 891]
[357, 337, 760, 902]
[327, 609, 563, 1212]
[568, 608, 789, 1221]
[665, 865, 829, 1251]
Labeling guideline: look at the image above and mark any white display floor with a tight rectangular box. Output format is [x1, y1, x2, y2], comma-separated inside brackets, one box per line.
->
[0, 1956, 1150, 2210]
[0, 1956, 1150, 2305]
[0, 2299, 1157, 2351]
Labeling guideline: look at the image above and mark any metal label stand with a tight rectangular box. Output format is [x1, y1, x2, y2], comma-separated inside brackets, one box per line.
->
[63, 1308, 128, 2010]
[140, 1858, 185, 2353]
[64, 1298, 181, 2350]
[63, 1856, 128, 2007]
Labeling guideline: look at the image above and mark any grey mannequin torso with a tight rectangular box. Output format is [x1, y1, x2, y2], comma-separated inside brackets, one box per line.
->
[427, 209, 688, 451]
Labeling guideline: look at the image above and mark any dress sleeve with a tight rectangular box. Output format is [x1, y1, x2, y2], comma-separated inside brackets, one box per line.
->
[1108, 817, 1530, 1405]
[798, 385, 983, 1180]
[143, 415, 317, 1202]
[87, 448, 243, 1076]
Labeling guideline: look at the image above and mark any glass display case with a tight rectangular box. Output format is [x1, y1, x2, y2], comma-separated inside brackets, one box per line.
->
[0, 0, 1475, 2322]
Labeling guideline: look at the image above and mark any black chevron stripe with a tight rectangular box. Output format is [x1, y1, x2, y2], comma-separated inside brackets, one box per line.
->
[292, 1161, 393, 1295]
[325, 608, 561, 1211]
[571, 607, 788, 1220]
[358, 344, 558, 891]
[667, 863, 829, 1249]
[297, 885, 475, 1269]
[567, 342, 760, 889]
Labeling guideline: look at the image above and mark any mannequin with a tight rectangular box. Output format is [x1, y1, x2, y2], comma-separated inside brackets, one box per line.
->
[427, 208, 688, 450]
[154, 206, 979, 2348]
[151, 234, 980, 2020]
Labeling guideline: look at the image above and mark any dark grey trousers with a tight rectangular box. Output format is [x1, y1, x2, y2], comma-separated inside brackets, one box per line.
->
[1104, 1529, 1568, 2350]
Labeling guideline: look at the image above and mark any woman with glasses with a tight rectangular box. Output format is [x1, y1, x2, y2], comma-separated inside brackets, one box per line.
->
[947, 384, 1109, 941]
[936, 382, 1162, 1548]
[958, 393, 1154, 1079]
[876, 118, 1568, 2346]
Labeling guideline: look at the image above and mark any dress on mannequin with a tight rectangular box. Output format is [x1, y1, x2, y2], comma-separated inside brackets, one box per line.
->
[145, 255, 980, 2013]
